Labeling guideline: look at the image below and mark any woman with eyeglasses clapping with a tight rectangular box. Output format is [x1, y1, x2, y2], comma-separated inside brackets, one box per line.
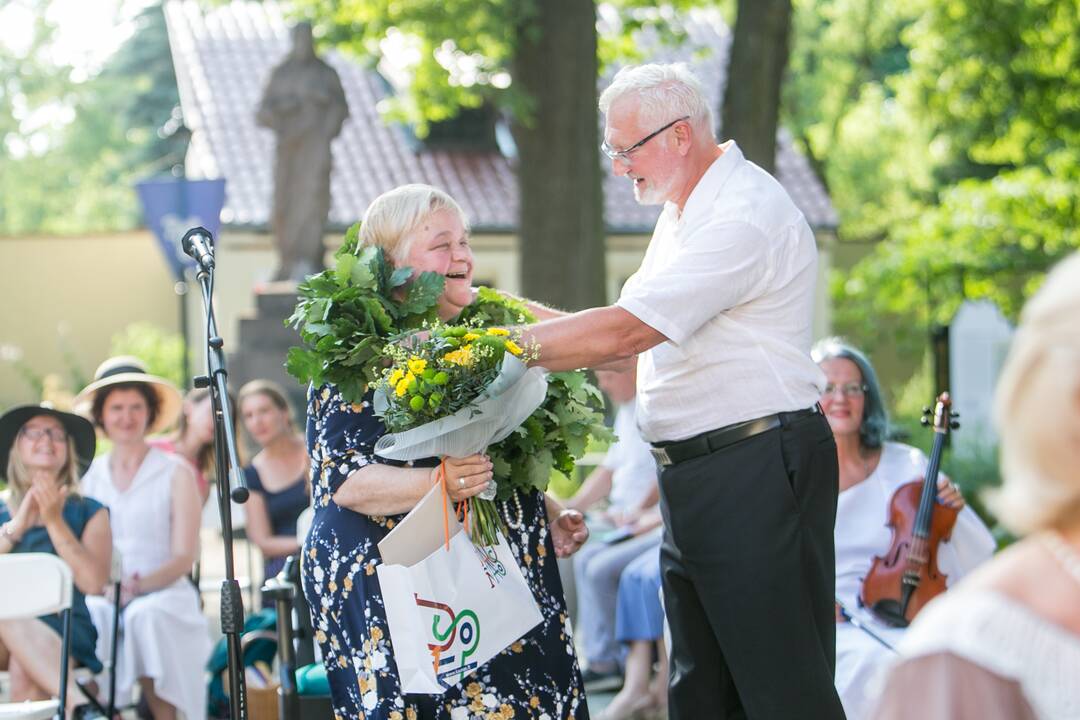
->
[0, 404, 111, 716]
[812, 338, 996, 720]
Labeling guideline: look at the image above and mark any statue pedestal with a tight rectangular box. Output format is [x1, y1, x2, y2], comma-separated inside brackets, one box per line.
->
[229, 282, 308, 414]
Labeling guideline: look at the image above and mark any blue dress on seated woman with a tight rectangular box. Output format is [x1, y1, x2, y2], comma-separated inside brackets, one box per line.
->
[242, 464, 309, 584]
[301, 383, 588, 720]
[0, 495, 106, 673]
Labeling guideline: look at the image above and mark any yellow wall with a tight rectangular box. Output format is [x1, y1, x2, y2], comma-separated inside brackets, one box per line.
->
[0, 228, 833, 409]
[0, 231, 179, 408]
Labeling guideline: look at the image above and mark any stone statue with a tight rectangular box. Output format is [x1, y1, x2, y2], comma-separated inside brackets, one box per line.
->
[256, 22, 349, 282]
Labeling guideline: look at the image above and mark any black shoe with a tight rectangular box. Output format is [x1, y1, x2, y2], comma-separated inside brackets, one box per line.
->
[581, 667, 624, 692]
[73, 704, 106, 720]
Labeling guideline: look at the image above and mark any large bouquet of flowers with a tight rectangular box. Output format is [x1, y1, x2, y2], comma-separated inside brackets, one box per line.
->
[286, 224, 612, 528]
[371, 326, 548, 544]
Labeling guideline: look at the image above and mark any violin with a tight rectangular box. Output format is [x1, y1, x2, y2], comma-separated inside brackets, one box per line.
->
[859, 393, 960, 628]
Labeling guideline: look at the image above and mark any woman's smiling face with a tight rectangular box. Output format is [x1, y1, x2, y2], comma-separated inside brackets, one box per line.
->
[403, 208, 474, 320]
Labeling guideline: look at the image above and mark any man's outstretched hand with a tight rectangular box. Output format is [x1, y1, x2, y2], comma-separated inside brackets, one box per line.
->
[551, 508, 589, 558]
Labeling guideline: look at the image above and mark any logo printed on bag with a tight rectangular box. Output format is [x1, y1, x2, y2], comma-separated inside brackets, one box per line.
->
[472, 543, 508, 588]
[415, 595, 481, 688]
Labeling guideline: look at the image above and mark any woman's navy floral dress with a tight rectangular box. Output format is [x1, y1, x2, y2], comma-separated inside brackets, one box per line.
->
[302, 383, 589, 720]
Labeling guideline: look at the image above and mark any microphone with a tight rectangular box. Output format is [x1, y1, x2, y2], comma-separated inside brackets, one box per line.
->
[181, 227, 216, 271]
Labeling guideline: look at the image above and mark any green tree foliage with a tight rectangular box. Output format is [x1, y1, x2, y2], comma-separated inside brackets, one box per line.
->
[0, 1, 184, 235]
[786, 0, 1080, 361]
[288, 0, 712, 310]
[110, 322, 186, 389]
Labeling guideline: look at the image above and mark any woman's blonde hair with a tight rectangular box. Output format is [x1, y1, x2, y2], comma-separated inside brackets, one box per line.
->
[990, 252, 1080, 535]
[4, 422, 81, 512]
[358, 184, 469, 264]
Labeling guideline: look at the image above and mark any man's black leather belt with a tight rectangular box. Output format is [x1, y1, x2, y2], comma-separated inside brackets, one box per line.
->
[650, 405, 822, 467]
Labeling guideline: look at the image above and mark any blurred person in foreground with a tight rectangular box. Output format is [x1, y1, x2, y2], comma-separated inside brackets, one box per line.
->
[0, 404, 111, 715]
[875, 253, 1080, 719]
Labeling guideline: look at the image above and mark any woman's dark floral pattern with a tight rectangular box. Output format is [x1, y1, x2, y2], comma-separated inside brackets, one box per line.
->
[302, 383, 589, 720]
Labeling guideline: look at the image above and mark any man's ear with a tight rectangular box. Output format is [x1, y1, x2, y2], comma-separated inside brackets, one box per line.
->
[674, 122, 693, 156]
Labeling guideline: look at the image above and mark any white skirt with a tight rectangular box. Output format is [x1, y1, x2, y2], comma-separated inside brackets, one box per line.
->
[835, 621, 906, 720]
[87, 580, 212, 720]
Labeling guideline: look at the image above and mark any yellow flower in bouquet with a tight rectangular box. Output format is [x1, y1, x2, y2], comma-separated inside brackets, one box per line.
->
[376, 324, 534, 431]
[443, 344, 474, 367]
[373, 322, 537, 544]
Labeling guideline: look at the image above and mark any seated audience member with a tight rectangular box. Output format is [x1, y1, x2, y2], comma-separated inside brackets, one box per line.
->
[875, 254, 1080, 719]
[148, 387, 223, 506]
[237, 380, 309, 601]
[568, 367, 661, 690]
[599, 509, 668, 720]
[75, 356, 212, 720]
[812, 338, 996, 720]
[0, 404, 111, 715]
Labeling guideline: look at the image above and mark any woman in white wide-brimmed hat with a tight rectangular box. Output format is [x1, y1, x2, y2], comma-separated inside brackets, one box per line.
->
[75, 356, 212, 720]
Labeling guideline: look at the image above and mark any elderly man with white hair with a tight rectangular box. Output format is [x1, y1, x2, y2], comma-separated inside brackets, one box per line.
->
[523, 63, 845, 719]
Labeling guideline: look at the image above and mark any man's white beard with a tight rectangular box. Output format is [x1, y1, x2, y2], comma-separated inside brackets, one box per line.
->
[633, 175, 677, 206]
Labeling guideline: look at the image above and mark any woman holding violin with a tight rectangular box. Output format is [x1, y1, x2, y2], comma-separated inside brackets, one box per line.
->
[813, 338, 996, 720]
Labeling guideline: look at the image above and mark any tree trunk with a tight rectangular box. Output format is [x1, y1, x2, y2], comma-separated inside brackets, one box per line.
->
[511, 0, 606, 311]
[721, 0, 793, 173]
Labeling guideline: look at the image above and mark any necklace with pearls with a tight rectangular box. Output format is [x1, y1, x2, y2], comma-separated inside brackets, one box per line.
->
[501, 489, 525, 530]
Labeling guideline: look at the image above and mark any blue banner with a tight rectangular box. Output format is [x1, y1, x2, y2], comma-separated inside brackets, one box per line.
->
[135, 177, 227, 280]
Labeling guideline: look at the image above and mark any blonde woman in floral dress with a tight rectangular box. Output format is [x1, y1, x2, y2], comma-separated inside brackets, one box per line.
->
[302, 185, 591, 719]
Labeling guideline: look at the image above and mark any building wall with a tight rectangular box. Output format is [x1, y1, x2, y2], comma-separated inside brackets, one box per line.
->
[0, 228, 833, 408]
[0, 231, 180, 408]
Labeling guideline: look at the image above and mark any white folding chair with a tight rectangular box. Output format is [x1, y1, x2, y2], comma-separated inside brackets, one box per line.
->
[0, 553, 74, 720]
[295, 506, 313, 547]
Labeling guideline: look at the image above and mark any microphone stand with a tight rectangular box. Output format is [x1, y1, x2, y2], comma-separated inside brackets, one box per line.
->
[188, 228, 250, 720]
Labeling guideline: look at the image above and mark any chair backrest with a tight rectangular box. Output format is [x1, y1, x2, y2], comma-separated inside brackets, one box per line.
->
[296, 505, 314, 545]
[110, 547, 124, 584]
[0, 553, 73, 619]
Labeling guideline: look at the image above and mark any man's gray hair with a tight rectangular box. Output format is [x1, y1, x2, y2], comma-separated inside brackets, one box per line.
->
[599, 63, 715, 139]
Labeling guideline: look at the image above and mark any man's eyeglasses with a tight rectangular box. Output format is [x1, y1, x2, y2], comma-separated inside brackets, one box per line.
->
[822, 382, 868, 399]
[601, 115, 690, 164]
[20, 426, 69, 443]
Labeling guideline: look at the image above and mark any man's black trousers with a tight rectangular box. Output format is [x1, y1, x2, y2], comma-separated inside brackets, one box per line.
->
[658, 411, 846, 720]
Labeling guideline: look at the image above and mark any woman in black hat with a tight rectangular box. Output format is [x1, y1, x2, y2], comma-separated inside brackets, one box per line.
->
[0, 404, 112, 713]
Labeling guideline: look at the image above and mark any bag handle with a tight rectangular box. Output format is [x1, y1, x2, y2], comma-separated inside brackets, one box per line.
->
[437, 458, 473, 551]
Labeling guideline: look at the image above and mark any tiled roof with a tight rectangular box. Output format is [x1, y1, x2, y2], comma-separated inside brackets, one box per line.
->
[165, 1, 837, 233]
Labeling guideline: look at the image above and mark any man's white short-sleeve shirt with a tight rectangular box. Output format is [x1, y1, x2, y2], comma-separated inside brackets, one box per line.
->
[616, 141, 826, 443]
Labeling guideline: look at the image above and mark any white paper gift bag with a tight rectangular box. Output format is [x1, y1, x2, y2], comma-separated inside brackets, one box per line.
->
[376, 483, 543, 694]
